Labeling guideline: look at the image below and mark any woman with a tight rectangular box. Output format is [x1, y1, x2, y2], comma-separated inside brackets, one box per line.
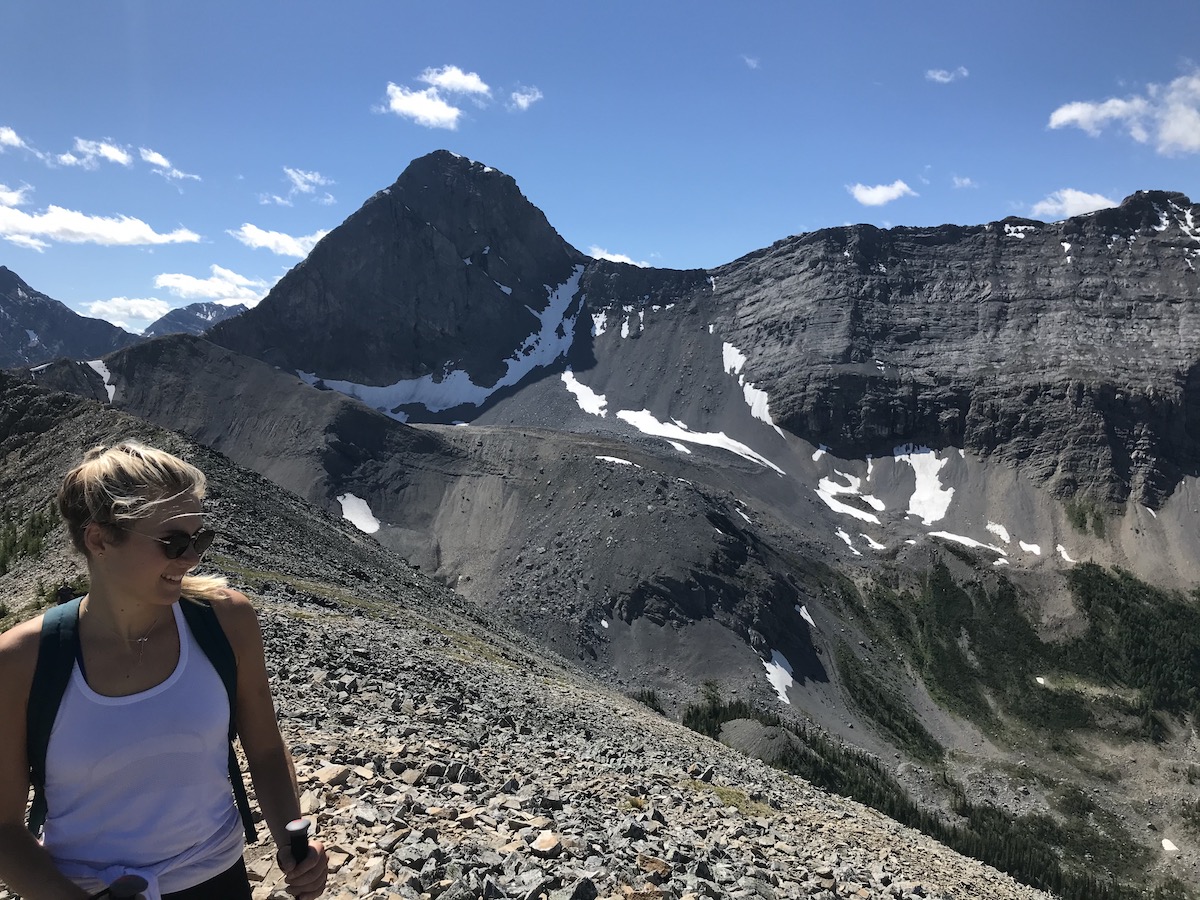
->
[0, 442, 328, 899]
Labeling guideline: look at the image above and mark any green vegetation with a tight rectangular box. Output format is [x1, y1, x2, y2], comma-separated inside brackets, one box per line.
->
[1065, 497, 1106, 537]
[682, 688, 1152, 900]
[629, 689, 665, 714]
[832, 642, 943, 763]
[0, 500, 58, 576]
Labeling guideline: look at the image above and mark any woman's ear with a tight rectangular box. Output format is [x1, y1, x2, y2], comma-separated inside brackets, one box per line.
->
[82, 522, 111, 558]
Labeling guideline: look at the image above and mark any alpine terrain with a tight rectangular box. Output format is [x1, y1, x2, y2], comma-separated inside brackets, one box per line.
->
[8, 149, 1200, 898]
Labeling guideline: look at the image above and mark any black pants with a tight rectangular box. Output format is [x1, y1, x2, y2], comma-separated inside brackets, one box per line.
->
[161, 857, 252, 900]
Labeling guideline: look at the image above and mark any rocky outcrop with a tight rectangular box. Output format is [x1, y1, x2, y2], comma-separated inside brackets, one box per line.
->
[0, 266, 138, 367]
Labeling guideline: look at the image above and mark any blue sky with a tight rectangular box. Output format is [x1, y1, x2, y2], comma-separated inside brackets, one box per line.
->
[2, 1, 1198, 332]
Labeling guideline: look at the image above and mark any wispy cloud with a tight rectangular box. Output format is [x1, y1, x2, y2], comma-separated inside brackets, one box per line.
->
[0, 126, 29, 150]
[1049, 69, 1200, 155]
[847, 180, 917, 206]
[258, 167, 335, 205]
[228, 223, 329, 257]
[154, 264, 271, 306]
[139, 147, 200, 182]
[1030, 188, 1118, 219]
[742, 55, 761, 70]
[509, 87, 543, 112]
[926, 66, 969, 84]
[85, 296, 170, 331]
[952, 175, 977, 189]
[57, 138, 132, 169]
[0, 203, 200, 250]
[588, 246, 650, 268]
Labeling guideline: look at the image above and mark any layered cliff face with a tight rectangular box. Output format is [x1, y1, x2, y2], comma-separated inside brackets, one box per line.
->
[710, 191, 1200, 505]
[207, 151, 587, 388]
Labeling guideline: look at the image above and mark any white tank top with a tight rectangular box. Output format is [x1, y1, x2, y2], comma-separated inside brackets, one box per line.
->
[42, 602, 244, 894]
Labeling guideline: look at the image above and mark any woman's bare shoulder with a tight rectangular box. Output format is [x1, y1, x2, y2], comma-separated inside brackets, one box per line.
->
[203, 589, 263, 655]
[0, 613, 48, 700]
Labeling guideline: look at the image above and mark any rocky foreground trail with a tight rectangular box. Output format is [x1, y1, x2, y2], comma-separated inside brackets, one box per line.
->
[239, 596, 1053, 900]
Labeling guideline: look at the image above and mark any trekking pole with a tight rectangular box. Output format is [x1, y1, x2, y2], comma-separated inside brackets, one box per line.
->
[286, 817, 311, 864]
[87, 874, 148, 899]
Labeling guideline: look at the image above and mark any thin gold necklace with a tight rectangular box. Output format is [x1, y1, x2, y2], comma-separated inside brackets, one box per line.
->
[83, 598, 164, 667]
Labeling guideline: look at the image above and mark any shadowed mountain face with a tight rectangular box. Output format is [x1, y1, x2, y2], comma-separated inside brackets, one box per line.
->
[0, 266, 139, 366]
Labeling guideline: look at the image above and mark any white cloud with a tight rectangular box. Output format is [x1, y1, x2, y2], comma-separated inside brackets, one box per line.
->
[228, 223, 329, 257]
[259, 194, 293, 207]
[58, 138, 132, 169]
[847, 180, 918, 206]
[1049, 70, 1200, 156]
[139, 147, 200, 182]
[0, 204, 200, 247]
[0, 183, 30, 207]
[154, 265, 270, 306]
[926, 66, 969, 84]
[0, 126, 28, 150]
[5, 234, 48, 252]
[588, 246, 650, 268]
[283, 167, 333, 195]
[419, 65, 490, 97]
[952, 175, 977, 189]
[382, 83, 463, 129]
[509, 86, 543, 112]
[1031, 188, 1118, 219]
[86, 296, 170, 330]
[742, 55, 760, 70]
[139, 147, 171, 168]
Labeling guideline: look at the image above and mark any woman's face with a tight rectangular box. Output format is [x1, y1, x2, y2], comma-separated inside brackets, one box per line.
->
[94, 496, 206, 605]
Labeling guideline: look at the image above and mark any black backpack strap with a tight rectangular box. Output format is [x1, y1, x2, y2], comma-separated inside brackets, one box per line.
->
[180, 598, 258, 844]
[26, 597, 83, 835]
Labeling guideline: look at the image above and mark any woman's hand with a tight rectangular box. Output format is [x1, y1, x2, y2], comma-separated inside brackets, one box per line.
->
[277, 838, 328, 900]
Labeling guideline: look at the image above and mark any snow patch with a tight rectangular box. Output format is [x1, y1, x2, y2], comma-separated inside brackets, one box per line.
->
[297, 265, 584, 417]
[861, 533, 886, 551]
[812, 445, 828, 461]
[722, 342, 784, 436]
[796, 605, 816, 628]
[601, 619, 609, 629]
[591, 312, 607, 336]
[762, 650, 794, 704]
[596, 456, 637, 467]
[929, 531, 1008, 556]
[616, 409, 784, 474]
[1019, 541, 1042, 555]
[86, 360, 116, 402]
[836, 528, 862, 555]
[337, 493, 381, 534]
[1057, 544, 1076, 563]
[1163, 839, 1178, 853]
[562, 369, 607, 417]
[986, 522, 1011, 544]
[895, 444, 954, 525]
[667, 441, 692, 454]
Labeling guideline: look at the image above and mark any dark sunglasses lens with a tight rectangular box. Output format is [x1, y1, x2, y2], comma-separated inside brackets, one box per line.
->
[162, 528, 215, 559]
[193, 528, 215, 555]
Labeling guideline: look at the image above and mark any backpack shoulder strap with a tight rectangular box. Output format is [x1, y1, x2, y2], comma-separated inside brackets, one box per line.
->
[179, 597, 258, 844]
[26, 597, 83, 835]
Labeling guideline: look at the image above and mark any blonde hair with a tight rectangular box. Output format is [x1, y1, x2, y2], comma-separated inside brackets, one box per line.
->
[58, 441, 229, 600]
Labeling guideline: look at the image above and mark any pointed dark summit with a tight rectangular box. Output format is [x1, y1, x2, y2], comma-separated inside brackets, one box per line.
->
[208, 151, 586, 386]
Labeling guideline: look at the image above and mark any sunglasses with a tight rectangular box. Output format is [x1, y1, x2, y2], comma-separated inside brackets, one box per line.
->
[117, 525, 216, 560]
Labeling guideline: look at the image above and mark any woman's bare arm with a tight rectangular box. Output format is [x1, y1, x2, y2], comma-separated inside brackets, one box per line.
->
[0, 617, 90, 900]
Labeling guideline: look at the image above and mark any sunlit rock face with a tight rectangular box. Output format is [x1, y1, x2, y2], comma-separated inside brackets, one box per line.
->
[0, 266, 139, 367]
[709, 190, 1200, 506]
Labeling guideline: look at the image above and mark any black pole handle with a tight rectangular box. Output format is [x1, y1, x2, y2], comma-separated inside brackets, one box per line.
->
[88, 874, 148, 899]
[286, 817, 311, 864]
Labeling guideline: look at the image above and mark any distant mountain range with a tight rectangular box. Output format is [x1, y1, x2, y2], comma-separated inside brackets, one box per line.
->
[9, 150, 1200, 895]
[0, 265, 244, 365]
